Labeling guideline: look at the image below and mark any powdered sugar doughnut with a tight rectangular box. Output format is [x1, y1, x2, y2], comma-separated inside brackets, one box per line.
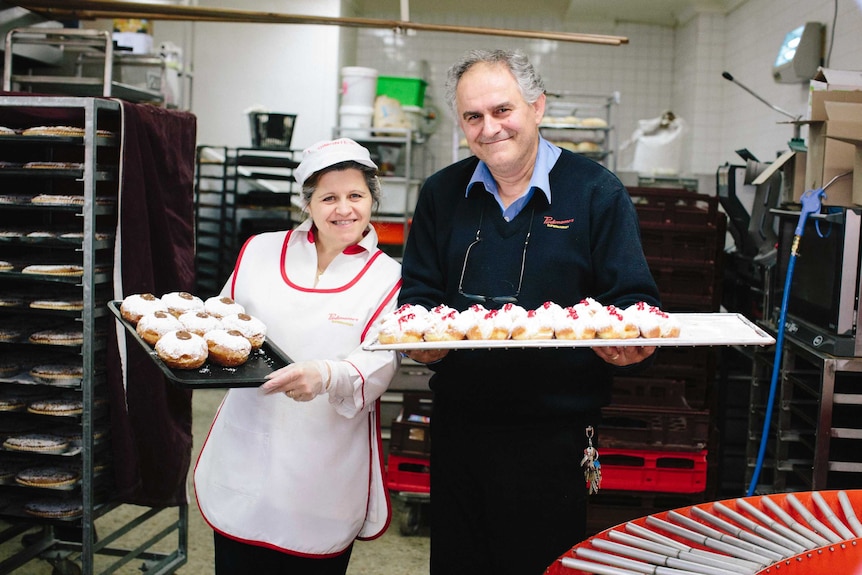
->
[120, 293, 167, 325]
[204, 329, 251, 367]
[155, 330, 207, 369]
[161, 292, 204, 318]
[203, 296, 245, 319]
[136, 310, 183, 346]
[220, 313, 267, 349]
[178, 310, 222, 337]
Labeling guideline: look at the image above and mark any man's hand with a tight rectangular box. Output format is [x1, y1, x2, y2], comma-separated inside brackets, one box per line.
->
[406, 349, 449, 365]
[593, 345, 656, 366]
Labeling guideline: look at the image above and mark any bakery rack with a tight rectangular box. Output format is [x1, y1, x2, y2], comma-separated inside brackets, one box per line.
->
[0, 96, 187, 574]
[3, 27, 192, 109]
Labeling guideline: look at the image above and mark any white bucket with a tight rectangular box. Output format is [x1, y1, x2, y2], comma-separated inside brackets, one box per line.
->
[339, 105, 374, 138]
[341, 66, 379, 108]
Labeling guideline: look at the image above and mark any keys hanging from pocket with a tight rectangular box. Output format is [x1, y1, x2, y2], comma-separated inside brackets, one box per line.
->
[580, 425, 602, 494]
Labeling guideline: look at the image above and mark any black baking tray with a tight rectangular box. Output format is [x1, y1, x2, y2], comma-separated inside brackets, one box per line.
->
[108, 301, 292, 389]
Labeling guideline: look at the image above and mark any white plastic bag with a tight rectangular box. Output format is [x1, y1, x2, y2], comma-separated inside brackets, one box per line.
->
[625, 111, 686, 176]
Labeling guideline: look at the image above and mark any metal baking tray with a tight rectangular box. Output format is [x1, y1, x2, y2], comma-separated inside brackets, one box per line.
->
[108, 301, 292, 389]
[363, 312, 775, 351]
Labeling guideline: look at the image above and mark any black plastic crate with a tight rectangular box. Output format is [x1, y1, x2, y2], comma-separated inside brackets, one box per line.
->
[600, 404, 711, 451]
[389, 391, 433, 457]
[248, 112, 297, 150]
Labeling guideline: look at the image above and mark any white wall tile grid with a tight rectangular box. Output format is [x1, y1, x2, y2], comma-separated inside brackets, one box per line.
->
[352, 0, 862, 190]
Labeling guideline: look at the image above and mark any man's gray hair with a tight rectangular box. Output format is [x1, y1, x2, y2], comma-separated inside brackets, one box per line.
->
[444, 49, 545, 113]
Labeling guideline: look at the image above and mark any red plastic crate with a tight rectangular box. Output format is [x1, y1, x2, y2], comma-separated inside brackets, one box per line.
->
[640, 228, 724, 264]
[599, 448, 708, 493]
[386, 454, 430, 494]
[628, 187, 722, 228]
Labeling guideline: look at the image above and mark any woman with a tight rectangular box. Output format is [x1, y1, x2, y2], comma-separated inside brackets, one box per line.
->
[194, 138, 402, 574]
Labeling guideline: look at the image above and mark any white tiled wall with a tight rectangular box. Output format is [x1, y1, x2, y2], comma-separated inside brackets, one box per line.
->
[350, 0, 862, 192]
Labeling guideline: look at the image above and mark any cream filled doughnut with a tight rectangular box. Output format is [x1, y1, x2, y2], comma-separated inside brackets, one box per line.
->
[511, 308, 555, 340]
[423, 304, 467, 342]
[377, 304, 430, 344]
[593, 304, 640, 339]
[554, 306, 597, 340]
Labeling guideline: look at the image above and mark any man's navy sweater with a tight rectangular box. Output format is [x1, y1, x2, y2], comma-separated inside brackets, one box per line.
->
[399, 149, 660, 421]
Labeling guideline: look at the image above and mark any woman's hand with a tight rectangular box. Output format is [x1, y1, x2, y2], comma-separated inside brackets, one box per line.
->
[593, 345, 656, 367]
[261, 360, 330, 402]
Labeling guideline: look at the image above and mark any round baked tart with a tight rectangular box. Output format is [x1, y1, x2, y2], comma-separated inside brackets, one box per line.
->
[21, 125, 85, 137]
[29, 299, 84, 312]
[0, 459, 29, 485]
[3, 433, 70, 454]
[0, 395, 25, 412]
[0, 360, 21, 377]
[23, 496, 83, 519]
[30, 195, 85, 206]
[0, 296, 23, 308]
[16, 466, 81, 489]
[29, 364, 83, 387]
[23, 161, 84, 170]
[54, 424, 107, 448]
[0, 261, 13, 272]
[21, 264, 84, 276]
[27, 397, 84, 417]
[28, 329, 84, 347]
[0, 327, 23, 342]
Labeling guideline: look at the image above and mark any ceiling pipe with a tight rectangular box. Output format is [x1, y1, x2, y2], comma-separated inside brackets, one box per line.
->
[6, 0, 630, 45]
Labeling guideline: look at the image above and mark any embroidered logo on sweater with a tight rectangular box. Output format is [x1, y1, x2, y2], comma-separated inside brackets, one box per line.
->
[543, 216, 574, 230]
[327, 313, 359, 327]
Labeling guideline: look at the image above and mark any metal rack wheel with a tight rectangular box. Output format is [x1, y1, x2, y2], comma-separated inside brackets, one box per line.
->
[50, 558, 82, 575]
[399, 502, 422, 536]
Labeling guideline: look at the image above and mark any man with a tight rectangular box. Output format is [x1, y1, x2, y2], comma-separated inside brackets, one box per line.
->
[398, 49, 660, 574]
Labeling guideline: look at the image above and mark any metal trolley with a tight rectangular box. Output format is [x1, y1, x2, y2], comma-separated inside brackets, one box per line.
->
[386, 391, 432, 536]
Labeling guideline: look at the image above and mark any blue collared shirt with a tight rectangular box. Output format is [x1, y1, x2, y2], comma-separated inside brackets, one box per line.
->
[466, 136, 562, 221]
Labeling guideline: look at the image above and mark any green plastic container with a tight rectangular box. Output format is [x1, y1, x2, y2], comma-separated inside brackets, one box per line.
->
[376, 76, 428, 107]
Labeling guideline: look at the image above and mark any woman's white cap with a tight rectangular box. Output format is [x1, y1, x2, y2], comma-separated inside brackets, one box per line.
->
[294, 138, 377, 187]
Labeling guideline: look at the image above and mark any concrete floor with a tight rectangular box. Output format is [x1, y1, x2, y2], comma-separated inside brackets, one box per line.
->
[0, 387, 430, 574]
[178, 388, 431, 575]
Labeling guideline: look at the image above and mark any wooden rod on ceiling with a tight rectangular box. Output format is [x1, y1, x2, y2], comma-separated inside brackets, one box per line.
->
[7, 0, 630, 46]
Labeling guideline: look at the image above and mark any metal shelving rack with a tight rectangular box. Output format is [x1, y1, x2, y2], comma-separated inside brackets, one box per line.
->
[746, 332, 862, 494]
[540, 91, 619, 171]
[3, 27, 176, 107]
[0, 95, 186, 574]
[333, 127, 426, 256]
[193, 145, 237, 298]
[193, 146, 300, 296]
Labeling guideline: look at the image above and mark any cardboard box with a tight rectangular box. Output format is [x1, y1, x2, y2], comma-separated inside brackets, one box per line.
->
[805, 120, 857, 206]
[809, 68, 862, 121]
[797, 68, 862, 205]
[821, 101, 862, 205]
